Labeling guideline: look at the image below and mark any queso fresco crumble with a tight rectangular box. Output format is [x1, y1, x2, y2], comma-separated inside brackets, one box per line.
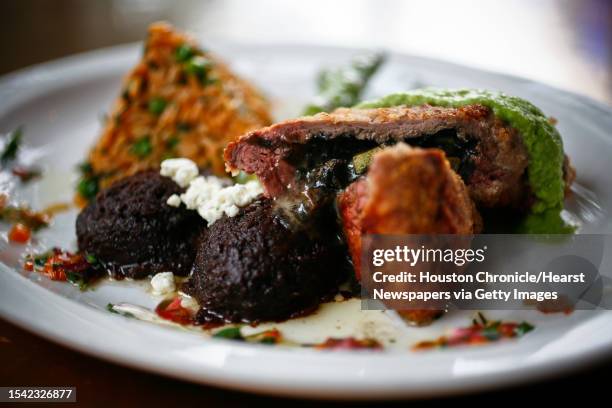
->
[160, 158, 264, 225]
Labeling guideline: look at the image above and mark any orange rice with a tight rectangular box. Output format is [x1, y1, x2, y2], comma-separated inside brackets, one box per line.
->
[77, 22, 271, 204]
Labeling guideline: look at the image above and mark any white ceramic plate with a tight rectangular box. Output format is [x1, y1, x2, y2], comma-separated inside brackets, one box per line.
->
[1, 42, 612, 400]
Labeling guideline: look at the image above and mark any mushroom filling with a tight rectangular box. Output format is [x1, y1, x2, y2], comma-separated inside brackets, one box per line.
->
[277, 129, 478, 224]
[287, 129, 476, 193]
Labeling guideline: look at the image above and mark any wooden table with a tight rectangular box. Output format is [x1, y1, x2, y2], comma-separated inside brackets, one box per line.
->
[0, 317, 608, 406]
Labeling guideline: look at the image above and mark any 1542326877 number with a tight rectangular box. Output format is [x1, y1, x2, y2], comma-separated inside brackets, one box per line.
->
[0, 387, 76, 402]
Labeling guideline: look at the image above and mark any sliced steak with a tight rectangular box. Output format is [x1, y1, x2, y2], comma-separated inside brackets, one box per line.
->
[225, 105, 529, 209]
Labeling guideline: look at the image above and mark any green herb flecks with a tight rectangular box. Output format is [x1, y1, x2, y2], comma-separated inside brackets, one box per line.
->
[473, 311, 488, 326]
[175, 43, 216, 86]
[85, 253, 98, 264]
[0, 128, 42, 184]
[515, 321, 534, 336]
[175, 44, 195, 62]
[76, 161, 100, 201]
[106, 303, 134, 318]
[148, 97, 167, 115]
[29, 250, 53, 268]
[79, 162, 93, 174]
[1, 127, 23, 163]
[77, 177, 99, 200]
[65, 271, 89, 291]
[166, 136, 180, 150]
[185, 56, 213, 84]
[303, 53, 385, 115]
[25, 248, 104, 291]
[106, 303, 119, 314]
[212, 327, 282, 345]
[213, 326, 244, 340]
[160, 136, 181, 161]
[130, 136, 153, 158]
[413, 313, 535, 351]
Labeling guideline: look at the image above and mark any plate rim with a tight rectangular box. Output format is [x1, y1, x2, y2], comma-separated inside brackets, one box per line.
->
[1, 42, 612, 400]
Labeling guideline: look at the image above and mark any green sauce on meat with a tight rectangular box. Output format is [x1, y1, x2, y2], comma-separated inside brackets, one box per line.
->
[357, 88, 571, 233]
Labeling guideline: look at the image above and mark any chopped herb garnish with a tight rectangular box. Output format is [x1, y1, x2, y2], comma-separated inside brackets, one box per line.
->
[76, 161, 100, 201]
[185, 56, 212, 84]
[106, 303, 134, 318]
[204, 76, 219, 86]
[476, 311, 488, 325]
[130, 136, 153, 158]
[65, 271, 89, 290]
[24, 248, 104, 289]
[1, 127, 22, 162]
[78, 161, 93, 175]
[34, 256, 49, 268]
[77, 177, 99, 200]
[85, 253, 98, 264]
[482, 325, 501, 341]
[211, 327, 283, 345]
[413, 315, 535, 351]
[148, 97, 167, 115]
[175, 44, 195, 62]
[515, 321, 534, 336]
[212, 326, 244, 340]
[166, 136, 180, 149]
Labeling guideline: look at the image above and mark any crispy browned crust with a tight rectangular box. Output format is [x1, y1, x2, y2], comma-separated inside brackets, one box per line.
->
[225, 105, 528, 209]
[81, 22, 271, 203]
[338, 144, 481, 280]
[362, 144, 481, 235]
[337, 177, 369, 280]
[338, 144, 481, 325]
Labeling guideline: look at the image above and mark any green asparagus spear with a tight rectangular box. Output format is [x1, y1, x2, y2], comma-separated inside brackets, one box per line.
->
[303, 52, 385, 115]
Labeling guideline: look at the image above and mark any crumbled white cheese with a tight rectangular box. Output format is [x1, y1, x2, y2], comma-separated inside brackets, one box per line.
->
[150, 272, 176, 296]
[193, 180, 263, 225]
[166, 194, 181, 207]
[160, 158, 264, 225]
[179, 175, 225, 210]
[160, 158, 199, 188]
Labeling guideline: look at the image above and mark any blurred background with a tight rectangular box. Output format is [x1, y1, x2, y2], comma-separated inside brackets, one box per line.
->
[0, 0, 611, 104]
